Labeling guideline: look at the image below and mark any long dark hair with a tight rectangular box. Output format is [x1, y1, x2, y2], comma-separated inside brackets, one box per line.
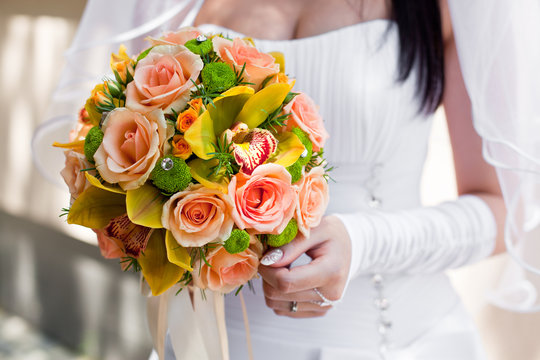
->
[390, 1, 444, 113]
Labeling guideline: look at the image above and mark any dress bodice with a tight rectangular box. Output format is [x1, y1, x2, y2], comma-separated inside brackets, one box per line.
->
[192, 21, 465, 360]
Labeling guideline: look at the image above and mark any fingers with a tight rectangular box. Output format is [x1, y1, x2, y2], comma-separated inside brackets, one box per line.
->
[261, 230, 327, 268]
[258, 256, 329, 293]
[262, 280, 323, 302]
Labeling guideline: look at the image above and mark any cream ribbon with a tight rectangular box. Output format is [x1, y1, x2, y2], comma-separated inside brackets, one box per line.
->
[143, 276, 257, 360]
[144, 280, 230, 360]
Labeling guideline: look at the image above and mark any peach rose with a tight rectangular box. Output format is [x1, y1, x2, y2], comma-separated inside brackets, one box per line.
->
[162, 184, 235, 247]
[295, 166, 329, 237]
[146, 27, 202, 46]
[284, 93, 329, 152]
[94, 108, 172, 190]
[229, 164, 296, 234]
[212, 37, 279, 90]
[60, 150, 91, 200]
[192, 235, 262, 293]
[125, 45, 203, 113]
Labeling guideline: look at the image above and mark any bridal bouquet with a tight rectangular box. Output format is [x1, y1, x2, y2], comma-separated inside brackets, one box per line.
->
[54, 27, 331, 297]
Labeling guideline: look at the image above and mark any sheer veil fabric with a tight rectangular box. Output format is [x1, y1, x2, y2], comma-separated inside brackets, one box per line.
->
[448, 0, 540, 312]
[31, 0, 540, 355]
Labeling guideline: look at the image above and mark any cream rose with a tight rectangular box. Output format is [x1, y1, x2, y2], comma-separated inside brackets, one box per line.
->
[212, 37, 279, 90]
[229, 164, 296, 234]
[162, 184, 235, 247]
[60, 150, 91, 200]
[284, 92, 329, 152]
[125, 45, 203, 113]
[94, 108, 172, 190]
[295, 166, 329, 237]
[192, 235, 262, 293]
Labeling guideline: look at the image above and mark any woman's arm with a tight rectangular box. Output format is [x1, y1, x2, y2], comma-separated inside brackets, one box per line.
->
[440, 0, 506, 255]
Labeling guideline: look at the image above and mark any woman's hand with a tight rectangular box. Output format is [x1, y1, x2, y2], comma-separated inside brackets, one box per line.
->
[258, 215, 351, 318]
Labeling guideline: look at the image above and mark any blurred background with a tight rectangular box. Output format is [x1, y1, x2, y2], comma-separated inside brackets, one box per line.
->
[1, 0, 539, 359]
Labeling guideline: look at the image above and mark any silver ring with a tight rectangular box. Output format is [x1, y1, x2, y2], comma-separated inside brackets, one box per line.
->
[313, 288, 337, 307]
[290, 301, 298, 313]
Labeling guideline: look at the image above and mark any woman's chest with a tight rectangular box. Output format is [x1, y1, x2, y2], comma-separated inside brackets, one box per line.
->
[193, 0, 388, 41]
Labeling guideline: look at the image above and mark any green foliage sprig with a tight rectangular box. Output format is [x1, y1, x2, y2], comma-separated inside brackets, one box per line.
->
[121, 256, 142, 272]
[305, 149, 335, 182]
[190, 79, 222, 107]
[207, 136, 239, 179]
[234, 62, 255, 87]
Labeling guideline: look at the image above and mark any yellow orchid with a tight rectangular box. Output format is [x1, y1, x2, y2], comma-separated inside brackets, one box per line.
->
[139, 229, 189, 296]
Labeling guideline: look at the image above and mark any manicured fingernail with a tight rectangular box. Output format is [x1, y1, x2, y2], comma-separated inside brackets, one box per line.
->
[260, 249, 283, 266]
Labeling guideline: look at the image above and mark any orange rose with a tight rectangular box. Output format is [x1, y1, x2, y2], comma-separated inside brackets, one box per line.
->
[284, 92, 329, 152]
[229, 164, 296, 234]
[146, 27, 202, 46]
[295, 166, 329, 237]
[125, 45, 203, 113]
[162, 184, 235, 247]
[60, 150, 92, 200]
[94, 108, 172, 190]
[212, 37, 279, 90]
[188, 98, 204, 113]
[171, 135, 192, 160]
[176, 108, 198, 132]
[110, 44, 134, 82]
[192, 235, 262, 293]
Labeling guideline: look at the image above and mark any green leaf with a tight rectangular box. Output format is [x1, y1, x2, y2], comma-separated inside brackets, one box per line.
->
[126, 184, 167, 228]
[136, 46, 154, 63]
[67, 186, 126, 229]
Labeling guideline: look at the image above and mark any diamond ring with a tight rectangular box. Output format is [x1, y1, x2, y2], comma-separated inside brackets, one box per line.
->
[290, 301, 298, 313]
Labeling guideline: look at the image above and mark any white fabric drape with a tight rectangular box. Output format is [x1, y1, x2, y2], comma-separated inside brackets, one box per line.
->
[448, 0, 540, 311]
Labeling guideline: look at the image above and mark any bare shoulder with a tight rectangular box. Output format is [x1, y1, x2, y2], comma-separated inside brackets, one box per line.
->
[439, 0, 454, 45]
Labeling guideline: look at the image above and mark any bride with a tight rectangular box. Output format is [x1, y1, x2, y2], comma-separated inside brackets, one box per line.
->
[152, 0, 506, 359]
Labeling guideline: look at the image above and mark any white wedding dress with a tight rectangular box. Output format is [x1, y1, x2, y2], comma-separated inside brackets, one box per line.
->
[159, 18, 488, 360]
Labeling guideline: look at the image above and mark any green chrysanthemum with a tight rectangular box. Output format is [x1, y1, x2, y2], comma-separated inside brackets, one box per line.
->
[150, 155, 192, 194]
[184, 38, 213, 56]
[267, 219, 298, 247]
[287, 162, 303, 184]
[291, 127, 313, 166]
[84, 126, 104, 163]
[224, 229, 250, 254]
[201, 62, 236, 94]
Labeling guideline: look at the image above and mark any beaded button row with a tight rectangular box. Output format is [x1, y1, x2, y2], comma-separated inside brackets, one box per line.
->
[372, 273, 392, 358]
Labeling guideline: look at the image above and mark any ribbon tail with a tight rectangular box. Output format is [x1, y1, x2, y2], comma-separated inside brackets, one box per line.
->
[239, 291, 254, 360]
[168, 287, 210, 360]
[146, 288, 170, 360]
[192, 290, 230, 360]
